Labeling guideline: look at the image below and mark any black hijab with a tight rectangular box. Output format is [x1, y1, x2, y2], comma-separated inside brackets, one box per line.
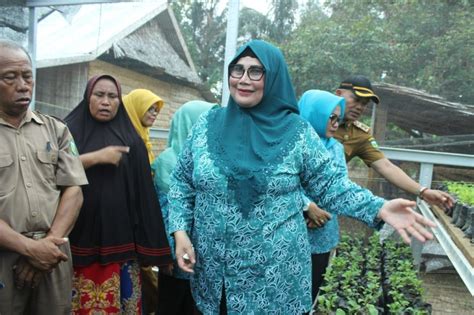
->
[65, 75, 171, 267]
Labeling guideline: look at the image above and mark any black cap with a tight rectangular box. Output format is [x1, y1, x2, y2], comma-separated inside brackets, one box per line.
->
[338, 75, 380, 104]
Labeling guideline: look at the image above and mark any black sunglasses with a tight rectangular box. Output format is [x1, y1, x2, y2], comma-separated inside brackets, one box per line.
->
[329, 113, 341, 125]
[228, 64, 265, 81]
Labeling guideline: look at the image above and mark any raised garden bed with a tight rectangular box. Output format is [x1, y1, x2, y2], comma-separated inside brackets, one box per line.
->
[315, 233, 431, 314]
[443, 182, 474, 243]
[428, 181, 474, 268]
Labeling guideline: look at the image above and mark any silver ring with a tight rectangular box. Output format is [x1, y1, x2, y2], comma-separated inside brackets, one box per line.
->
[182, 253, 190, 260]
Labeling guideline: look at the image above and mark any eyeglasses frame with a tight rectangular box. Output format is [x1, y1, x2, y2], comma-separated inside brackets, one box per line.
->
[228, 64, 266, 81]
[146, 106, 159, 115]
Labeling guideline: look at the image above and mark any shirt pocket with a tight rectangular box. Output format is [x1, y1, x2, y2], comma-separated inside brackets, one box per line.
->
[0, 154, 15, 196]
[36, 150, 59, 182]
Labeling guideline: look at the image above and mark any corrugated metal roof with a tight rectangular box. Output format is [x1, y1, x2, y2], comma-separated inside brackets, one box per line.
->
[36, 0, 167, 68]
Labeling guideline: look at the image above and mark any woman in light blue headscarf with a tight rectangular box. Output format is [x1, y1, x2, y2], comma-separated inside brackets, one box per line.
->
[153, 101, 216, 198]
[167, 40, 436, 314]
[298, 89, 348, 301]
[152, 100, 215, 315]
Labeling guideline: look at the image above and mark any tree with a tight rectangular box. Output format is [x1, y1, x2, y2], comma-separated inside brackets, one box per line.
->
[238, 7, 272, 43]
[285, 1, 397, 96]
[268, 0, 299, 44]
[284, 0, 473, 104]
[170, 0, 227, 96]
[379, 1, 473, 103]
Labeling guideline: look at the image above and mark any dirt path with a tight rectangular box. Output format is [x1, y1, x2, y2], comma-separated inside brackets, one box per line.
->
[420, 271, 473, 314]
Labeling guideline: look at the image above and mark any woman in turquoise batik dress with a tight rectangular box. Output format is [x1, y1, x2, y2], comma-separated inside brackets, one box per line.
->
[167, 40, 436, 314]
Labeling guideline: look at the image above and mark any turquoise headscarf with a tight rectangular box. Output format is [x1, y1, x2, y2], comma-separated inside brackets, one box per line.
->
[298, 90, 345, 149]
[152, 100, 216, 193]
[207, 39, 305, 217]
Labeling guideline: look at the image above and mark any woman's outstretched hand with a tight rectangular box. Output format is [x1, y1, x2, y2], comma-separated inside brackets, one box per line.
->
[174, 230, 196, 273]
[378, 198, 437, 244]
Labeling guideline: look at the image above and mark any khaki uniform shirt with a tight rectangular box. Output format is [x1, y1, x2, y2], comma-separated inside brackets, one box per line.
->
[0, 110, 87, 234]
[334, 120, 385, 166]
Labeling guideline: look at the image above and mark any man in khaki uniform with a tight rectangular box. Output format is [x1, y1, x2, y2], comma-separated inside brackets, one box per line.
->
[0, 40, 88, 314]
[334, 75, 453, 209]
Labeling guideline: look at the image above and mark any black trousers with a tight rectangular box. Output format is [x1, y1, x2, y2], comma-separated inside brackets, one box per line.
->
[311, 252, 331, 302]
[196, 284, 227, 315]
[219, 286, 227, 315]
[157, 273, 199, 315]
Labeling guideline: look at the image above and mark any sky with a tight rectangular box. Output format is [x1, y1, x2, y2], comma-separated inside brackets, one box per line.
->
[217, 0, 272, 15]
[229, 0, 309, 17]
[239, 0, 271, 14]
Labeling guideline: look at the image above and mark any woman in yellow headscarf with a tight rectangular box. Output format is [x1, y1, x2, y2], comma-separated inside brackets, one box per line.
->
[123, 88, 165, 313]
[123, 89, 164, 163]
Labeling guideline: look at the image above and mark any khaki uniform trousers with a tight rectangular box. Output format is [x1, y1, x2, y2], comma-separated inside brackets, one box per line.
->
[0, 243, 73, 315]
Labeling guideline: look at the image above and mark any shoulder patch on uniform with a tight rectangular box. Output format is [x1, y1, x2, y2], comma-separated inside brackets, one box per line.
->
[353, 120, 371, 133]
[368, 137, 379, 149]
[69, 140, 79, 156]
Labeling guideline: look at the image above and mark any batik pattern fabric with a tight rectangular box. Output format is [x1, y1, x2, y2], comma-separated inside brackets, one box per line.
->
[306, 141, 354, 254]
[168, 112, 385, 314]
[72, 261, 141, 314]
[206, 41, 304, 218]
[158, 192, 192, 280]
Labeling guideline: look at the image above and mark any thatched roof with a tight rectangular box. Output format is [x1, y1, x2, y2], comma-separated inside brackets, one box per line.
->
[0, 1, 210, 97]
[35, 1, 168, 67]
[373, 82, 474, 136]
[371, 83, 474, 154]
[100, 10, 201, 87]
[0, 5, 50, 43]
[0, 1, 24, 6]
[34, 1, 206, 90]
[0, 6, 27, 30]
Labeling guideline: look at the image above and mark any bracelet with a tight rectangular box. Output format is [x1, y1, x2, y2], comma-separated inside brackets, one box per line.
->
[303, 201, 310, 212]
[418, 186, 429, 199]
